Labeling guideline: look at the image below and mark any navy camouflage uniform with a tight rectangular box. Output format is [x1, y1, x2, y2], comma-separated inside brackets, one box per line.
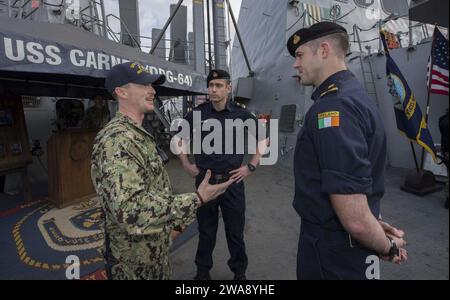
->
[91, 61, 199, 280]
[91, 113, 200, 280]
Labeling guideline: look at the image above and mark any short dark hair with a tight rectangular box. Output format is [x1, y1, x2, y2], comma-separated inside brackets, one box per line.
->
[307, 32, 349, 58]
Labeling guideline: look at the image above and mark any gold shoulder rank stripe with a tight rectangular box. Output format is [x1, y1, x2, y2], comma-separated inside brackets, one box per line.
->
[235, 102, 246, 109]
[320, 87, 339, 98]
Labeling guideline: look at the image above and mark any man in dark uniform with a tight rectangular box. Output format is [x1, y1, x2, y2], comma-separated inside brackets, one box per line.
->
[287, 22, 408, 280]
[178, 69, 264, 280]
[439, 109, 449, 209]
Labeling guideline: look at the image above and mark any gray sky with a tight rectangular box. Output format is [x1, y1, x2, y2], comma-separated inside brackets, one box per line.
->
[103, 0, 242, 50]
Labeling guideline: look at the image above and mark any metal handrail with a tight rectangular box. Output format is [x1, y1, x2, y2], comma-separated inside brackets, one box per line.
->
[41, 0, 64, 8]
[106, 13, 142, 50]
[89, 15, 121, 43]
[150, 0, 184, 54]
[22, 7, 38, 19]
[11, 0, 21, 8]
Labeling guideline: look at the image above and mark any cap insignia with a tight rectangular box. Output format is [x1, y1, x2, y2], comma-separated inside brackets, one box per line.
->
[130, 62, 147, 75]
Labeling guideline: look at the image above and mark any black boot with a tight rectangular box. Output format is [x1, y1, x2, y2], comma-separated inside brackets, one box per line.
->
[194, 271, 211, 280]
[233, 273, 247, 280]
[445, 198, 448, 210]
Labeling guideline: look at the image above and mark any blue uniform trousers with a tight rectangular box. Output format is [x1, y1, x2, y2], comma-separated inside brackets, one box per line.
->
[195, 171, 248, 275]
[297, 220, 378, 280]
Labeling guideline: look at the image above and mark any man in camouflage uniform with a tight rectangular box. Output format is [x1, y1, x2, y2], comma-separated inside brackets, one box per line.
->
[91, 62, 234, 280]
[82, 94, 111, 129]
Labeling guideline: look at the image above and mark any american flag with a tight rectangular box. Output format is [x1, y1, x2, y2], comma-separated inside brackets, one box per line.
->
[427, 27, 449, 95]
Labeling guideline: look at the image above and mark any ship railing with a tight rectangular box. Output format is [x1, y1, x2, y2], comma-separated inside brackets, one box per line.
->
[105, 13, 142, 51]
[103, 26, 221, 70]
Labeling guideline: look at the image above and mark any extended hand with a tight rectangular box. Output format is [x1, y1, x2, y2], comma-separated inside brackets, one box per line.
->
[229, 165, 252, 183]
[197, 170, 236, 203]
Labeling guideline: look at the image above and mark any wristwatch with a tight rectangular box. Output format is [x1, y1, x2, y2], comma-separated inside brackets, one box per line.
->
[384, 236, 399, 259]
[247, 163, 257, 172]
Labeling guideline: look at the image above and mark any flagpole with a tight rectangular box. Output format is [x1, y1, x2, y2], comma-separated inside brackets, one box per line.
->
[420, 80, 433, 170]
[420, 26, 438, 170]
[410, 142, 420, 173]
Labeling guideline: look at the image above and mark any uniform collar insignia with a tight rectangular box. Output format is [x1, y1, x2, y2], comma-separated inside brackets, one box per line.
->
[312, 71, 352, 101]
[320, 87, 339, 98]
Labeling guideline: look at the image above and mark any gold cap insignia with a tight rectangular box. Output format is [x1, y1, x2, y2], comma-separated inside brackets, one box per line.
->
[130, 62, 147, 75]
[293, 34, 301, 45]
[213, 72, 219, 78]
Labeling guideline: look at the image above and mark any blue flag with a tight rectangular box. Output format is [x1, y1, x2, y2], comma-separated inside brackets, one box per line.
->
[380, 30, 437, 161]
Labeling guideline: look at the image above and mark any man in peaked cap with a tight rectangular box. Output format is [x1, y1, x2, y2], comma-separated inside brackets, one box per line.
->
[206, 69, 231, 86]
[287, 22, 408, 279]
[91, 62, 234, 280]
[178, 69, 266, 280]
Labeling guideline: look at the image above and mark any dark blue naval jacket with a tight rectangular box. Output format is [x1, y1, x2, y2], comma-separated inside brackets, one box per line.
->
[184, 100, 258, 173]
[293, 70, 387, 228]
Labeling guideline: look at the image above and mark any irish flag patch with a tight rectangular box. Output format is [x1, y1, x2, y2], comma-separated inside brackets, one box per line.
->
[318, 111, 340, 129]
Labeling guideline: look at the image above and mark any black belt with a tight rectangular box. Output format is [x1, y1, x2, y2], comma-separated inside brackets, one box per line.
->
[211, 174, 231, 181]
[198, 169, 231, 184]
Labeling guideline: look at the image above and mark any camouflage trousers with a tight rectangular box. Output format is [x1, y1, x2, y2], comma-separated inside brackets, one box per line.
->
[108, 261, 171, 280]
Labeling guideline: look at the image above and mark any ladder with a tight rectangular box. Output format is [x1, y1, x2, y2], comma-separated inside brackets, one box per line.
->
[353, 25, 380, 107]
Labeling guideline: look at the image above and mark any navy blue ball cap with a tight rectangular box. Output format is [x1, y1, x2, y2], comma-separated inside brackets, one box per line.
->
[287, 22, 347, 57]
[105, 62, 166, 95]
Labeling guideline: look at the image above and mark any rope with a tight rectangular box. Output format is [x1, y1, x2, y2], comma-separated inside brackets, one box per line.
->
[350, 36, 380, 44]
[334, 6, 357, 21]
[355, 23, 379, 32]
[286, 10, 306, 32]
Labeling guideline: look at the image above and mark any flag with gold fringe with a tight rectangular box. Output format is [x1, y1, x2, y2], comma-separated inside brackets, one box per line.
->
[380, 30, 437, 161]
